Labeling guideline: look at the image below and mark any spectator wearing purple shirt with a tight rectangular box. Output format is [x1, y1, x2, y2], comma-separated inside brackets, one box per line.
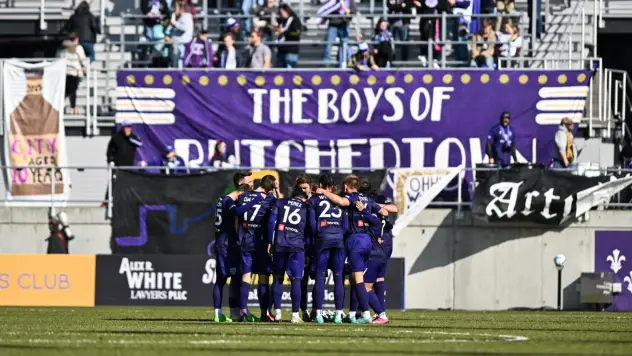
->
[183, 30, 214, 68]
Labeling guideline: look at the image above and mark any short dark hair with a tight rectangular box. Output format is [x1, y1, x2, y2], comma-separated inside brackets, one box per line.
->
[291, 184, 308, 200]
[223, 31, 235, 40]
[296, 174, 312, 185]
[233, 171, 252, 188]
[250, 29, 262, 38]
[260, 175, 276, 192]
[358, 178, 376, 198]
[344, 175, 359, 190]
[319, 173, 335, 189]
[482, 18, 493, 28]
[237, 183, 251, 193]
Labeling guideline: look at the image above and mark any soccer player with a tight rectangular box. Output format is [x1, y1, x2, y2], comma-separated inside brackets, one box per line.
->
[213, 179, 261, 322]
[309, 173, 348, 324]
[359, 180, 397, 324]
[316, 175, 387, 324]
[269, 185, 311, 323]
[237, 175, 278, 322]
[295, 174, 314, 322]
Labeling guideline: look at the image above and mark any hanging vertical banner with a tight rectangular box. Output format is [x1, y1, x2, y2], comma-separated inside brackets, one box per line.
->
[2, 59, 71, 204]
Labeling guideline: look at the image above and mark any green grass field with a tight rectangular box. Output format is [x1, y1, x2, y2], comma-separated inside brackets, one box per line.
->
[1, 307, 631, 355]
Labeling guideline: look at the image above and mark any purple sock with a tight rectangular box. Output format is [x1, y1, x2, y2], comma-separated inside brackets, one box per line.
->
[368, 289, 384, 314]
[240, 281, 250, 311]
[314, 274, 325, 311]
[355, 282, 370, 314]
[334, 274, 344, 311]
[291, 278, 302, 313]
[300, 277, 308, 312]
[229, 277, 240, 309]
[213, 277, 226, 309]
[349, 283, 358, 312]
[375, 281, 386, 311]
[273, 277, 283, 310]
[258, 283, 270, 317]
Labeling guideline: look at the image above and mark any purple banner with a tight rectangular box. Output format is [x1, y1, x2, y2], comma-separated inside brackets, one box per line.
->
[115, 70, 590, 171]
[595, 231, 632, 311]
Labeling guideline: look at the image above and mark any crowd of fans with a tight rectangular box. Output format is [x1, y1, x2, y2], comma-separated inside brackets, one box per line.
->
[129, 0, 539, 70]
[57, 0, 542, 84]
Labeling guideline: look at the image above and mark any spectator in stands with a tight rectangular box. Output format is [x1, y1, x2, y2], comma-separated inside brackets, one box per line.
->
[275, 3, 302, 68]
[254, 0, 278, 42]
[486, 112, 517, 167]
[64, 1, 99, 63]
[165, 2, 194, 68]
[246, 29, 272, 69]
[183, 29, 213, 68]
[387, 0, 412, 63]
[470, 18, 496, 68]
[151, 145, 189, 175]
[415, 0, 456, 68]
[141, 0, 171, 47]
[215, 32, 240, 68]
[495, 0, 515, 32]
[497, 21, 522, 67]
[528, 0, 543, 39]
[373, 18, 393, 68]
[57, 33, 87, 115]
[550, 118, 578, 168]
[107, 121, 144, 167]
[322, 0, 356, 68]
[216, 18, 244, 62]
[349, 42, 379, 71]
[241, 0, 263, 33]
[210, 140, 230, 167]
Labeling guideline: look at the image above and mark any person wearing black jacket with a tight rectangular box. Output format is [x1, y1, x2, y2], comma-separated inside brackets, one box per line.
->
[65, 1, 99, 63]
[275, 4, 302, 68]
[141, 0, 171, 42]
[414, 0, 455, 67]
[215, 18, 245, 67]
[106, 121, 143, 167]
[387, 0, 412, 62]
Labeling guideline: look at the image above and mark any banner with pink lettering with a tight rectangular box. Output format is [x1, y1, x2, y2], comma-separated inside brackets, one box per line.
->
[2, 59, 71, 203]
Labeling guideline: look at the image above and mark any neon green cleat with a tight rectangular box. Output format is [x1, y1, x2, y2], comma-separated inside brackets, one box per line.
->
[247, 314, 260, 322]
[314, 315, 325, 324]
[213, 314, 233, 323]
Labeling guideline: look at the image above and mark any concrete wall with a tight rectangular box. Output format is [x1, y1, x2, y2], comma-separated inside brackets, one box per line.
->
[1, 206, 629, 311]
[393, 209, 632, 310]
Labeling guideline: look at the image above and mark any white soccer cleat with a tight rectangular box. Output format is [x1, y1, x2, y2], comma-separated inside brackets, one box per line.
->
[275, 312, 282, 322]
[291, 315, 304, 324]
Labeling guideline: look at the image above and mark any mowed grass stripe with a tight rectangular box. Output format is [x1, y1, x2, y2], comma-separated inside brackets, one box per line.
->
[1, 307, 631, 355]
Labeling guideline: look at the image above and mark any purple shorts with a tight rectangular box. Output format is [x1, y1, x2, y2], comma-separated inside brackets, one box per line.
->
[216, 246, 240, 279]
[241, 249, 271, 275]
[272, 251, 305, 279]
[315, 247, 345, 275]
[345, 234, 372, 273]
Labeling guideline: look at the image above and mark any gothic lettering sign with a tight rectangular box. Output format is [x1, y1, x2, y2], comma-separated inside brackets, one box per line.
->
[473, 166, 632, 225]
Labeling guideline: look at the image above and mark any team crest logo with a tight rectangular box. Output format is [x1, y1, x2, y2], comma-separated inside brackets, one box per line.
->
[623, 272, 632, 295]
[606, 249, 626, 274]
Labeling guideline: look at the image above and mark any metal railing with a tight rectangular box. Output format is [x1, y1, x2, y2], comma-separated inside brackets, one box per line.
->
[603, 68, 628, 140]
[1, 164, 631, 217]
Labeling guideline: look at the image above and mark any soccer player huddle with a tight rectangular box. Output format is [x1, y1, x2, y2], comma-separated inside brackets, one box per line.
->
[213, 171, 397, 325]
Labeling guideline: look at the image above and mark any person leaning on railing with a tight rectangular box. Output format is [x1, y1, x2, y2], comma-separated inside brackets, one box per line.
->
[349, 42, 379, 71]
[549, 118, 578, 169]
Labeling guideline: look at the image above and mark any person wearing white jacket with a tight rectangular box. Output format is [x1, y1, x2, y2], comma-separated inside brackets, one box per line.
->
[56, 33, 87, 115]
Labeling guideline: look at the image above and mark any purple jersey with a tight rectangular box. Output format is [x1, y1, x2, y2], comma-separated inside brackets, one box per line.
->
[215, 194, 263, 251]
[183, 38, 214, 68]
[237, 192, 276, 251]
[308, 194, 346, 249]
[270, 197, 309, 251]
[344, 192, 381, 235]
